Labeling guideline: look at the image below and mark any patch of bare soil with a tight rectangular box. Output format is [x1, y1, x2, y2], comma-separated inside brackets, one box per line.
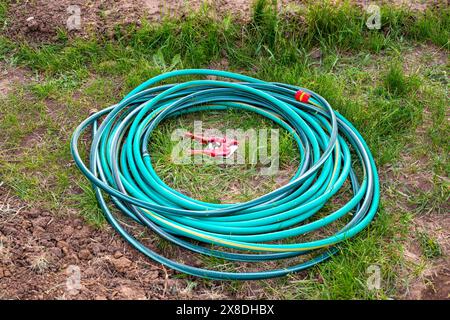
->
[410, 215, 449, 300]
[381, 97, 449, 299]
[421, 268, 450, 299]
[402, 43, 449, 76]
[0, 185, 228, 299]
[3, 0, 444, 43]
[4, 0, 247, 43]
[0, 62, 28, 97]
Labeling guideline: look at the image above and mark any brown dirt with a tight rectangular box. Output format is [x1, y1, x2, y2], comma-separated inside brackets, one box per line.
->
[402, 43, 449, 75]
[421, 268, 450, 300]
[380, 89, 450, 300]
[4, 0, 249, 43]
[3, 0, 444, 43]
[400, 210, 450, 300]
[0, 185, 231, 300]
[0, 62, 28, 97]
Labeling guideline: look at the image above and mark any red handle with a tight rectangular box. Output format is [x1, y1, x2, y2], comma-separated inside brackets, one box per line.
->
[185, 132, 227, 144]
[295, 90, 311, 103]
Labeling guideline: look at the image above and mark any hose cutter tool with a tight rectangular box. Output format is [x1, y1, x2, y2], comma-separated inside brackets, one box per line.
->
[185, 132, 239, 158]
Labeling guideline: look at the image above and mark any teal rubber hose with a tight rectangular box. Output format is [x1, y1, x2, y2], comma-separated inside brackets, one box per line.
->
[70, 69, 380, 280]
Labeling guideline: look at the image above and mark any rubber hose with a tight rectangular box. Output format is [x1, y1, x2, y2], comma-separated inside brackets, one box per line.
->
[71, 69, 380, 280]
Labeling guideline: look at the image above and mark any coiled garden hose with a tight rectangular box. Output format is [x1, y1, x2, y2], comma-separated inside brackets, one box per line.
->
[71, 69, 379, 280]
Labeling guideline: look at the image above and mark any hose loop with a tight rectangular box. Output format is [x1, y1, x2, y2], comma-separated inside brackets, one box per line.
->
[71, 69, 379, 280]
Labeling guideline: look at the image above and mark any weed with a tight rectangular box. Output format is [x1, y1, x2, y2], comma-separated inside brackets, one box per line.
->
[417, 231, 442, 259]
[30, 254, 50, 274]
[70, 182, 106, 228]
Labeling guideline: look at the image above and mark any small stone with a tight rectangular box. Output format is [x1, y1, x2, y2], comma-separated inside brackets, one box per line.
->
[67, 253, 80, 264]
[118, 285, 146, 300]
[78, 249, 92, 260]
[57, 240, 68, 248]
[26, 208, 41, 218]
[110, 256, 132, 273]
[73, 226, 91, 239]
[62, 247, 69, 256]
[32, 217, 51, 229]
[88, 243, 105, 255]
[26, 16, 39, 32]
[49, 247, 63, 258]
[62, 226, 74, 237]
[32, 226, 46, 234]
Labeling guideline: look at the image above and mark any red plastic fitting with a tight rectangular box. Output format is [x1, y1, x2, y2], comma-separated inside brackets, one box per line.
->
[295, 90, 311, 103]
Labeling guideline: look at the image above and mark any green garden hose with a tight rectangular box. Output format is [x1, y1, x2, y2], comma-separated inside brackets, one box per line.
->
[70, 69, 380, 280]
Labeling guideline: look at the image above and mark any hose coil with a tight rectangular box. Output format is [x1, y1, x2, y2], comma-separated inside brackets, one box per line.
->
[71, 69, 379, 280]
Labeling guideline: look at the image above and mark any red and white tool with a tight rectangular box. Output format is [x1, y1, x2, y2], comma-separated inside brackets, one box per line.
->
[185, 132, 239, 158]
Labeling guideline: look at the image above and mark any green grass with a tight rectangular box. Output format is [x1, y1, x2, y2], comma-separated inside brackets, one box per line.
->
[70, 181, 106, 228]
[0, 0, 7, 26]
[417, 231, 443, 259]
[149, 109, 298, 203]
[409, 8, 450, 48]
[408, 177, 450, 215]
[383, 61, 419, 97]
[0, 0, 448, 299]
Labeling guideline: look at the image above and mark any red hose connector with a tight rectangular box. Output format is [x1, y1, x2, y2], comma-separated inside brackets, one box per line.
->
[295, 90, 311, 103]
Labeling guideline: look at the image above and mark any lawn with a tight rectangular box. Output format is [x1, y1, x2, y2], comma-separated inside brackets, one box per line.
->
[0, 0, 448, 299]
